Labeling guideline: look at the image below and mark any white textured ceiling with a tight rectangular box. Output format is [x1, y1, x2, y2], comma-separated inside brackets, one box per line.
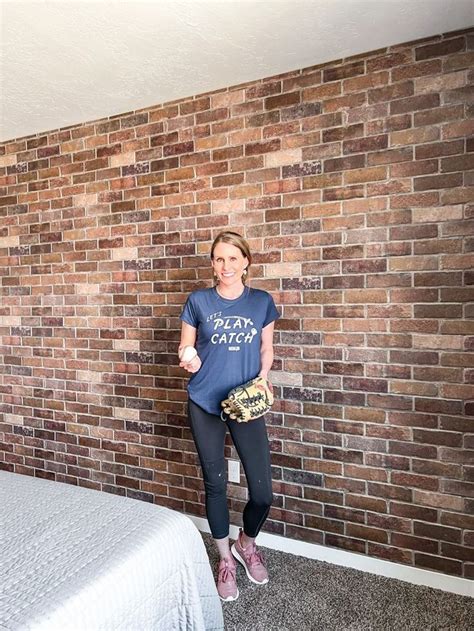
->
[1, 0, 472, 141]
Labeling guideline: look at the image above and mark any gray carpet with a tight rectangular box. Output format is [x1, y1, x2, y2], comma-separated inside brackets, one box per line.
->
[202, 534, 473, 631]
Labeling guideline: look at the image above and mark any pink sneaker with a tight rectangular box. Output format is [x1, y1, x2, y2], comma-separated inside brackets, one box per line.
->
[216, 558, 239, 602]
[231, 529, 269, 585]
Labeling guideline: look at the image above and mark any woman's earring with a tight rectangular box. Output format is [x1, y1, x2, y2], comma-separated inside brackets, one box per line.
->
[213, 273, 219, 284]
[242, 268, 248, 280]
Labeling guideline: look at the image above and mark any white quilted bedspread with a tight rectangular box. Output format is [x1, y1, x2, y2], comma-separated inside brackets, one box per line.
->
[0, 472, 223, 631]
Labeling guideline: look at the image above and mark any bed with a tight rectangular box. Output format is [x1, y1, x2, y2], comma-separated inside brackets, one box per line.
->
[0, 471, 223, 631]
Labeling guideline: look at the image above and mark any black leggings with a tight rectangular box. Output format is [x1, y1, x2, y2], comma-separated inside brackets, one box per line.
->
[188, 399, 273, 540]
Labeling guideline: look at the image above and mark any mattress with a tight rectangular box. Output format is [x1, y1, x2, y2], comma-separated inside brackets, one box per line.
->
[0, 472, 223, 631]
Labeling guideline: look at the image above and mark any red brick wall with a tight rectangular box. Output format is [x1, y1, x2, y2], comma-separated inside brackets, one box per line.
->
[1, 28, 473, 578]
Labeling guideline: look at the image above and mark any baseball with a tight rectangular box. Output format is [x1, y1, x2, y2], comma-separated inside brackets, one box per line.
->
[180, 345, 197, 363]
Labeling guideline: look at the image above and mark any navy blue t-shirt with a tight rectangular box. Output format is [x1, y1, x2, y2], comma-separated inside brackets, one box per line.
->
[180, 286, 280, 415]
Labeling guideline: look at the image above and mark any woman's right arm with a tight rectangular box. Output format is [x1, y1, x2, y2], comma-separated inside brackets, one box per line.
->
[179, 321, 201, 373]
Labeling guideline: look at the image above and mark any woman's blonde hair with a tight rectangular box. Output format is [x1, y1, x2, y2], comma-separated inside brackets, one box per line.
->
[210, 231, 252, 284]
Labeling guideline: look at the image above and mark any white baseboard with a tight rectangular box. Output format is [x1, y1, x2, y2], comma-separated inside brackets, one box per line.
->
[187, 514, 474, 599]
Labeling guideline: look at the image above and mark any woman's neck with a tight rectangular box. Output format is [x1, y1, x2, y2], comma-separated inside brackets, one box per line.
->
[216, 283, 246, 300]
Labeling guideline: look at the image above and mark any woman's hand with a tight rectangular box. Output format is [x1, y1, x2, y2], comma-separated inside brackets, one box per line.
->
[258, 371, 273, 391]
[179, 355, 202, 373]
[179, 324, 199, 373]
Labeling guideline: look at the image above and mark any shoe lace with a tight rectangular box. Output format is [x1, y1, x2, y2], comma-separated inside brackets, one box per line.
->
[219, 561, 235, 583]
[245, 546, 265, 568]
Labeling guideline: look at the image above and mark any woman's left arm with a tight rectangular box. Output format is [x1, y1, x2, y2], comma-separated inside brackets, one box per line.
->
[259, 321, 275, 381]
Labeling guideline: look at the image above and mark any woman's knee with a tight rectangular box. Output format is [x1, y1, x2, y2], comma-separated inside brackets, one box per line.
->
[202, 458, 228, 497]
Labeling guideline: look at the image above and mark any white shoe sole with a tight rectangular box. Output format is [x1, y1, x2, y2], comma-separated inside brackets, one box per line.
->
[219, 588, 239, 602]
[231, 544, 269, 585]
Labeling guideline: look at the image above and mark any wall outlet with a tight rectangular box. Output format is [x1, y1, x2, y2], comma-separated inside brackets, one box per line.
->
[228, 459, 240, 483]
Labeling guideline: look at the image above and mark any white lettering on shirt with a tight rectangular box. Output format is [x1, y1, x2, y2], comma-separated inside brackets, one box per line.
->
[210, 316, 257, 348]
[213, 316, 253, 331]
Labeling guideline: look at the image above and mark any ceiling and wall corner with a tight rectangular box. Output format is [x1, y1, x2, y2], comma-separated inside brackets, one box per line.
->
[0, 0, 472, 141]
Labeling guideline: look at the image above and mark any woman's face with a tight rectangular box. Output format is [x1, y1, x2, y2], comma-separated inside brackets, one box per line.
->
[211, 242, 249, 289]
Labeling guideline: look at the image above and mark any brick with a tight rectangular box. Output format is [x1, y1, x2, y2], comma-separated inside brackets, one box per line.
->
[441, 153, 474, 173]
[96, 143, 122, 158]
[367, 147, 412, 166]
[151, 131, 178, 147]
[390, 93, 440, 115]
[367, 50, 413, 73]
[282, 103, 322, 121]
[367, 482, 412, 502]
[299, 116, 341, 137]
[391, 502, 438, 522]
[414, 489, 465, 512]
[390, 192, 439, 209]
[444, 50, 474, 71]
[414, 173, 463, 191]
[414, 104, 464, 127]
[368, 543, 413, 564]
[325, 534, 366, 554]
[416, 71, 467, 95]
[414, 554, 462, 576]
[265, 148, 302, 167]
[120, 113, 148, 128]
[391, 59, 442, 81]
[265, 91, 300, 110]
[346, 523, 388, 544]
[323, 185, 364, 201]
[247, 111, 280, 128]
[265, 207, 300, 222]
[323, 61, 365, 82]
[343, 134, 388, 155]
[441, 511, 474, 531]
[284, 161, 322, 178]
[415, 38, 465, 61]
[322, 448, 363, 464]
[391, 533, 438, 554]
[391, 126, 440, 147]
[179, 96, 210, 115]
[344, 166, 387, 184]
[150, 157, 179, 172]
[442, 480, 474, 498]
[442, 186, 474, 205]
[322, 123, 364, 142]
[441, 542, 474, 562]
[379, 113, 412, 132]
[368, 81, 414, 104]
[212, 173, 244, 188]
[283, 70, 322, 91]
[324, 154, 365, 172]
[416, 140, 464, 160]
[324, 92, 367, 114]
[245, 139, 281, 155]
[367, 180, 412, 198]
[163, 141, 194, 157]
[442, 119, 474, 140]
[342, 72, 390, 94]
[245, 81, 281, 99]
[306, 515, 344, 534]
[390, 160, 438, 177]
[271, 124, 311, 145]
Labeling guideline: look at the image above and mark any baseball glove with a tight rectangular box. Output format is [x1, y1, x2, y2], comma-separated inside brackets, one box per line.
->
[220, 376, 274, 422]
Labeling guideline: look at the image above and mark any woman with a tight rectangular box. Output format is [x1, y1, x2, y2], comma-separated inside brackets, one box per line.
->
[179, 231, 279, 602]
